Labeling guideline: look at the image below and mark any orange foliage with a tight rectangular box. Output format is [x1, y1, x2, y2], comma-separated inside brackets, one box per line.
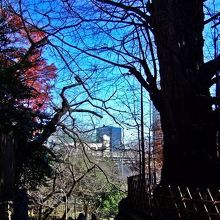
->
[0, 8, 56, 111]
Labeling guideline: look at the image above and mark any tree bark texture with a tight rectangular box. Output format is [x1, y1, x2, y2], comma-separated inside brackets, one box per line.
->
[151, 0, 219, 186]
[0, 132, 16, 220]
[13, 189, 30, 220]
[0, 132, 15, 201]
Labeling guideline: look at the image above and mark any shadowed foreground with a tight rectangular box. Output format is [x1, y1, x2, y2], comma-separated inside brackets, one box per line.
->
[115, 175, 220, 220]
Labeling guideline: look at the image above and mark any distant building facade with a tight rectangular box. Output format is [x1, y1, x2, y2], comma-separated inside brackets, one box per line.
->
[96, 126, 124, 152]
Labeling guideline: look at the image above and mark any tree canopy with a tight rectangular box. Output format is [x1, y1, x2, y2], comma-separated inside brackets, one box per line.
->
[0, 6, 57, 193]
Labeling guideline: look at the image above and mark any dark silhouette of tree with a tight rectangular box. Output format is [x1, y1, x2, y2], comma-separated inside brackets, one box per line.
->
[5, 0, 220, 189]
[148, 0, 220, 186]
[0, 7, 61, 220]
[55, 0, 220, 186]
[0, 6, 57, 188]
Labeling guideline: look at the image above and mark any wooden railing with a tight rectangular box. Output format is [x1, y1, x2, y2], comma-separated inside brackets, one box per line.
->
[127, 175, 220, 219]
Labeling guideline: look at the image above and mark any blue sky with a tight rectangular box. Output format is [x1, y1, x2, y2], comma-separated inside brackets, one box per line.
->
[9, 0, 220, 143]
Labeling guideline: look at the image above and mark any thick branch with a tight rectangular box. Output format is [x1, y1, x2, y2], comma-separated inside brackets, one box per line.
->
[201, 55, 220, 82]
[204, 12, 220, 25]
[209, 76, 220, 88]
[3, 35, 48, 80]
[129, 66, 161, 110]
[32, 85, 74, 146]
[94, 0, 150, 22]
[70, 109, 102, 118]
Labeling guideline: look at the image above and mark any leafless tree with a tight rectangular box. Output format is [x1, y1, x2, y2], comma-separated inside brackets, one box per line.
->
[29, 134, 125, 220]
[30, 0, 220, 186]
[6, 0, 220, 189]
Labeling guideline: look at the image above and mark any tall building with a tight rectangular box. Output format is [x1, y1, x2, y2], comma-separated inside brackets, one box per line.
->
[96, 126, 124, 151]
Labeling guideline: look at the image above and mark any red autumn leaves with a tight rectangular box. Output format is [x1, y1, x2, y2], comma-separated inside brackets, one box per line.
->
[0, 8, 56, 111]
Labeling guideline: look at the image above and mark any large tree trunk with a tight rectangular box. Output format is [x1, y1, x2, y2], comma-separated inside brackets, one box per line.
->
[0, 132, 15, 220]
[151, 0, 219, 186]
[13, 189, 30, 220]
[0, 132, 30, 220]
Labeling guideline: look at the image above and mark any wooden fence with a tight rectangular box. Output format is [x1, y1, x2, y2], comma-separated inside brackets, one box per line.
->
[127, 175, 220, 219]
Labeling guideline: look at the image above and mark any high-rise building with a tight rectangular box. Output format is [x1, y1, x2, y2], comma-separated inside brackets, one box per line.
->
[96, 126, 124, 151]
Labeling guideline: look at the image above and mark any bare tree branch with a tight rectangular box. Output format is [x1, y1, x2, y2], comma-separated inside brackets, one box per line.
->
[93, 0, 150, 22]
[204, 11, 220, 25]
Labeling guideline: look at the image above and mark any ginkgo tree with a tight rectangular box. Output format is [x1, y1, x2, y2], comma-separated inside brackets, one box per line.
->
[47, 0, 220, 186]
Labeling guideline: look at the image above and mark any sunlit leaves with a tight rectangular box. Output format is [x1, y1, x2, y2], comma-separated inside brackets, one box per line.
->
[0, 8, 56, 111]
